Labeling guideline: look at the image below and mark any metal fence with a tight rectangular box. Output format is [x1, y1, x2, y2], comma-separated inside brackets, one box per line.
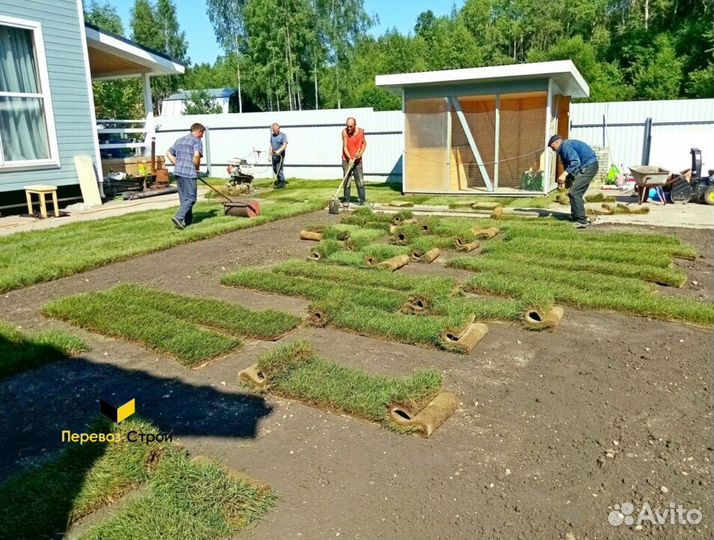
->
[568, 99, 714, 173]
[153, 108, 403, 181]
[151, 98, 714, 181]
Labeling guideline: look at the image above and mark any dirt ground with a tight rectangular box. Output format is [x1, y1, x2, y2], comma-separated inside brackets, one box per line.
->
[0, 212, 712, 540]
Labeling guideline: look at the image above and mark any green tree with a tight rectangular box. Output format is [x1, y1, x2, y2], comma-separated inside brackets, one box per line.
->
[84, 0, 123, 33]
[84, 0, 143, 119]
[130, 0, 189, 113]
[183, 89, 223, 114]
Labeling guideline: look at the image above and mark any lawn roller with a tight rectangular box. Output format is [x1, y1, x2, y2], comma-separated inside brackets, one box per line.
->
[198, 176, 261, 217]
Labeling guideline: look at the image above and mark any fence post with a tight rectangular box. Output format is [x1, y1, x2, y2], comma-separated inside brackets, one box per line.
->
[641, 117, 652, 165]
[204, 126, 211, 177]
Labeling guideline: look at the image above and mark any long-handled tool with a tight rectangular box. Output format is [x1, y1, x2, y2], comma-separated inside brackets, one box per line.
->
[329, 160, 354, 214]
[271, 154, 285, 187]
[197, 176, 261, 218]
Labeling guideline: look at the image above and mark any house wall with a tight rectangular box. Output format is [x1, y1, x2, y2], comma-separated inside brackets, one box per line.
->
[0, 0, 97, 203]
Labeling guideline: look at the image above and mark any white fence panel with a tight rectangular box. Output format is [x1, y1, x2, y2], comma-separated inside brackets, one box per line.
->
[153, 99, 713, 182]
[569, 99, 714, 172]
[154, 107, 404, 181]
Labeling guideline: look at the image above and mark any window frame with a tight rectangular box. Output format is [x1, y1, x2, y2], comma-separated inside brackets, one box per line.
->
[0, 15, 60, 171]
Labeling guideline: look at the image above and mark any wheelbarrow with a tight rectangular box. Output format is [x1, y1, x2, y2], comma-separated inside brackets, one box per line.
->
[629, 165, 670, 204]
[198, 176, 261, 217]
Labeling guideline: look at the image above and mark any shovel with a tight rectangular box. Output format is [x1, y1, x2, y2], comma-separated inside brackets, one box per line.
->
[329, 160, 354, 214]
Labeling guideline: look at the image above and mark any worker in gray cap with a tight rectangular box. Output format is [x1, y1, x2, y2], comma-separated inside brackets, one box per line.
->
[548, 135, 598, 228]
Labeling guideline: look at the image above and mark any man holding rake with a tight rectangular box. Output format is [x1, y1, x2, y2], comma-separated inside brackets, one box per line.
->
[341, 117, 368, 207]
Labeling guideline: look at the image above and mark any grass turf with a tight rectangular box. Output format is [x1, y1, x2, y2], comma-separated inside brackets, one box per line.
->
[42, 285, 301, 365]
[250, 340, 441, 424]
[464, 271, 713, 326]
[0, 417, 274, 540]
[0, 321, 88, 380]
[271, 260, 457, 299]
[0, 198, 325, 294]
[221, 269, 410, 311]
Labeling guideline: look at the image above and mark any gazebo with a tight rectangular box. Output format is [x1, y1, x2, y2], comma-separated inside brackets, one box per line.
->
[375, 60, 589, 195]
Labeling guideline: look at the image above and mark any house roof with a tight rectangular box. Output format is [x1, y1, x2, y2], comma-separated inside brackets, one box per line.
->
[164, 88, 236, 101]
[85, 23, 185, 80]
[375, 60, 589, 98]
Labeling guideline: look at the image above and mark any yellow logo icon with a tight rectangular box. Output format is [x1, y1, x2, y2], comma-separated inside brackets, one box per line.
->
[100, 394, 136, 423]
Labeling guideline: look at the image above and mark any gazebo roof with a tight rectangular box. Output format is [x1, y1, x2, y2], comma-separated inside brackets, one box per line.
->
[375, 60, 589, 98]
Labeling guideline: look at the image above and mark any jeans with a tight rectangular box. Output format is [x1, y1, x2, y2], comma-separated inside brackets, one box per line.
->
[174, 175, 197, 224]
[569, 162, 599, 224]
[342, 160, 365, 204]
[272, 154, 285, 185]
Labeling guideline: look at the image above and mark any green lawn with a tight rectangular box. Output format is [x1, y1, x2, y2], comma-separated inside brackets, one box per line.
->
[43, 284, 301, 366]
[0, 197, 325, 294]
[0, 321, 88, 379]
[247, 340, 441, 426]
[0, 417, 274, 540]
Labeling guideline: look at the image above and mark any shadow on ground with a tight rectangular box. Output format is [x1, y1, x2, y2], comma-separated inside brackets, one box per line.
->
[0, 350, 272, 539]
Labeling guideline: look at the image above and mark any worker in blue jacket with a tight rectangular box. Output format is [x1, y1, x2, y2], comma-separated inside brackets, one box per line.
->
[548, 135, 599, 228]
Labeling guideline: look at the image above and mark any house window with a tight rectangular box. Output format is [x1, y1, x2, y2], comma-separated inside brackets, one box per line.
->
[0, 17, 59, 169]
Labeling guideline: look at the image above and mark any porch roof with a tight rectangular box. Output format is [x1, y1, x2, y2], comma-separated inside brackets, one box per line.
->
[85, 23, 185, 80]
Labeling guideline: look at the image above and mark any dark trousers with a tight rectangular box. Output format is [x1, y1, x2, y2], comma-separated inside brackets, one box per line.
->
[272, 154, 285, 185]
[342, 160, 365, 204]
[175, 175, 197, 224]
[569, 162, 599, 224]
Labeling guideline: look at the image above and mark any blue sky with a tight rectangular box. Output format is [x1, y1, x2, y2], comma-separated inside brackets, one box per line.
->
[112, 0, 464, 65]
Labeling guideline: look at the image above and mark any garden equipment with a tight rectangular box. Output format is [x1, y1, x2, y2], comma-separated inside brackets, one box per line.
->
[329, 160, 355, 214]
[688, 148, 714, 205]
[630, 165, 670, 204]
[197, 176, 260, 217]
[226, 159, 255, 193]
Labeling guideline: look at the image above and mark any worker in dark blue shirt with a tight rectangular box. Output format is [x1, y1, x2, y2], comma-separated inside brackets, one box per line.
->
[548, 135, 598, 228]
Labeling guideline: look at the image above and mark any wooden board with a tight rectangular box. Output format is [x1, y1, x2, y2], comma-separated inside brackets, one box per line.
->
[74, 155, 103, 207]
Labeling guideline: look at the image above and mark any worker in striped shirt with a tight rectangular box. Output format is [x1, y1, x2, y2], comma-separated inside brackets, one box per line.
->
[166, 123, 205, 230]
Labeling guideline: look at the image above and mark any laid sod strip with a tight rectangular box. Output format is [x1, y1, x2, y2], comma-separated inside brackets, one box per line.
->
[82, 447, 274, 540]
[408, 235, 457, 252]
[0, 417, 275, 540]
[240, 340, 454, 436]
[0, 418, 166, 539]
[43, 291, 241, 366]
[272, 260, 457, 298]
[106, 284, 300, 340]
[0, 321, 88, 380]
[501, 228, 697, 259]
[485, 237, 676, 268]
[310, 300, 480, 353]
[501, 223, 686, 248]
[478, 252, 687, 287]
[448, 256, 655, 296]
[221, 270, 409, 311]
[0, 198, 326, 294]
[325, 244, 410, 267]
[465, 273, 714, 326]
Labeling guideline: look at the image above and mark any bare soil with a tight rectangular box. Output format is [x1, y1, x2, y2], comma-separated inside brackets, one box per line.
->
[0, 212, 711, 540]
